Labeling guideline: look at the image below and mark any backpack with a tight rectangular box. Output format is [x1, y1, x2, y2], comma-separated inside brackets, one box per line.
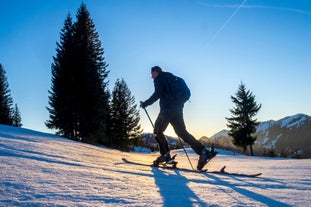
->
[167, 74, 191, 104]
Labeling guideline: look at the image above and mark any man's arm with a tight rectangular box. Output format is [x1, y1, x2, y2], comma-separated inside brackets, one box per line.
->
[141, 77, 163, 108]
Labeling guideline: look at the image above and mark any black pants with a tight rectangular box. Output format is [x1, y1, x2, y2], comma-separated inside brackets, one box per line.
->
[154, 109, 205, 156]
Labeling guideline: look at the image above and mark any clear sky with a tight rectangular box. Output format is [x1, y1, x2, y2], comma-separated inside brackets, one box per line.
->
[1, 0, 310, 138]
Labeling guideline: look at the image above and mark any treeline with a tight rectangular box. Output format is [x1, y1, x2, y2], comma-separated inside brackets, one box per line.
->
[1, 3, 142, 151]
[0, 64, 22, 127]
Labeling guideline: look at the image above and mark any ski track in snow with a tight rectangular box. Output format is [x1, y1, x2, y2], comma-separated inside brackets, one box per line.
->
[0, 124, 310, 207]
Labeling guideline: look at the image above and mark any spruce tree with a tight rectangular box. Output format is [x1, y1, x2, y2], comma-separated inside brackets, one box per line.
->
[226, 82, 261, 156]
[110, 79, 142, 151]
[0, 64, 13, 125]
[12, 104, 22, 127]
[46, 14, 77, 139]
[72, 3, 110, 143]
[47, 3, 110, 144]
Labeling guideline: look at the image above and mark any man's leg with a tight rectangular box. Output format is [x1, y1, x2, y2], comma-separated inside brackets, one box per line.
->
[154, 114, 170, 155]
[168, 110, 217, 170]
[170, 110, 216, 170]
[170, 110, 205, 155]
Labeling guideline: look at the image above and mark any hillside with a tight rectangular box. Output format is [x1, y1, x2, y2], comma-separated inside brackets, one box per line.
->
[0, 124, 310, 206]
[200, 114, 311, 158]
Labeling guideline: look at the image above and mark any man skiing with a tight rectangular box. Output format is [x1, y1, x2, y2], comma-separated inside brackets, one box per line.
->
[140, 66, 216, 170]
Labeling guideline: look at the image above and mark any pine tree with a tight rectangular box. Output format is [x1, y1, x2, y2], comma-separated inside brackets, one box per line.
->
[72, 3, 110, 143]
[46, 14, 76, 139]
[226, 82, 261, 156]
[46, 3, 110, 144]
[0, 64, 13, 125]
[12, 104, 22, 127]
[110, 79, 142, 151]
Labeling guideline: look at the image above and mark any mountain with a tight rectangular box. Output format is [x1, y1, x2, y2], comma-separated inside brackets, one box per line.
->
[0, 124, 310, 206]
[200, 113, 311, 158]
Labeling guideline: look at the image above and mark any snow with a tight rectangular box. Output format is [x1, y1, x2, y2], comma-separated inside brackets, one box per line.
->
[257, 120, 275, 132]
[1, 124, 310, 206]
[210, 129, 228, 139]
[280, 114, 306, 128]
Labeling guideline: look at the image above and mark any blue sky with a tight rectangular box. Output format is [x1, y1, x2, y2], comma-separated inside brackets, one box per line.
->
[1, 0, 310, 138]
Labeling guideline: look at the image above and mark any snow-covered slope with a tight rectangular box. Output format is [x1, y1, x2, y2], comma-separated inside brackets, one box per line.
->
[0, 124, 310, 206]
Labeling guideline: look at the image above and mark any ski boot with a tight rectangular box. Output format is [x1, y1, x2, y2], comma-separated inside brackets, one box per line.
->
[153, 153, 178, 168]
[197, 145, 217, 170]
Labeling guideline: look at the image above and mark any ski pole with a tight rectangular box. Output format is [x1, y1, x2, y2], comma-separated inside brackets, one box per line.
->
[177, 137, 194, 170]
[141, 103, 194, 170]
[141, 106, 155, 128]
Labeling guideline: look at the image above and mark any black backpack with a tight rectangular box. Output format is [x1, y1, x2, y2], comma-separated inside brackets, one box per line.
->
[167, 74, 191, 104]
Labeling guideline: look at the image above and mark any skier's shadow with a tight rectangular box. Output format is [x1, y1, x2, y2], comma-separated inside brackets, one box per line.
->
[202, 173, 292, 207]
[152, 168, 206, 207]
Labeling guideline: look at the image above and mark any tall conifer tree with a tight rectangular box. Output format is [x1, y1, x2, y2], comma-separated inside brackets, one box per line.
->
[72, 3, 110, 143]
[46, 14, 76, 138]
[47, 3, 110, 144]
[110, 79, 142, 151]
[0, 64, 13, 125]
[226, 82, 261, 155]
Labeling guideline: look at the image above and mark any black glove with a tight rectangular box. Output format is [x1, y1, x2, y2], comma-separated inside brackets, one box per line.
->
[140, 101, 147, 108]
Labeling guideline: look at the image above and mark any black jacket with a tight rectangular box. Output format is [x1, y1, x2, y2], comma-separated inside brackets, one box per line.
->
[142, 71, 183, 111]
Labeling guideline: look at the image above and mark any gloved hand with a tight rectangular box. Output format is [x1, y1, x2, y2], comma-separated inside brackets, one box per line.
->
[140, 101, 147, 108]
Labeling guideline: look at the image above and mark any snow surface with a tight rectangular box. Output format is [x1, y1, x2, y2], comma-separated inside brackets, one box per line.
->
[257, 120, 275, 132]
[1, 124, 310, 207]
[279, 114, 306, 128]
[210, 130, 228, 139]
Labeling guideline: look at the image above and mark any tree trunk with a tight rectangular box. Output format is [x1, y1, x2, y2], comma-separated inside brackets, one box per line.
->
[249, 144, 254, 156]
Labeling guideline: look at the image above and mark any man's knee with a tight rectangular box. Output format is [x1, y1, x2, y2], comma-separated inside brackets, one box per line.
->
[174, 127, 188, 138]
[154, 126, 162, 135]
[154, 130, 164, 138]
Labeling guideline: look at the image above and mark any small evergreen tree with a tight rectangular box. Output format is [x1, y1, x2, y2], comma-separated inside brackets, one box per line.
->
[0, 64, 14, 125]
[110, 79, 142, 151]
[226, 82, 261, 156]
[12, 104, 22, 127]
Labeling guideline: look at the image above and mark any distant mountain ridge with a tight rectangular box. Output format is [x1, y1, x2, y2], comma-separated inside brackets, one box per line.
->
[200, 113, 311, 158]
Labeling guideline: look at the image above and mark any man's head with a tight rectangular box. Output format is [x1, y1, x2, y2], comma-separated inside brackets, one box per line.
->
[151, 66, 163, 79]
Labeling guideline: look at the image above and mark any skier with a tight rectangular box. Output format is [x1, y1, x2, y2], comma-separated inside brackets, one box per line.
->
[140, 66, 216, 170]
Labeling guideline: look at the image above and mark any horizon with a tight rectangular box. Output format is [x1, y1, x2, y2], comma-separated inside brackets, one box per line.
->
[1, 0, 310, 138]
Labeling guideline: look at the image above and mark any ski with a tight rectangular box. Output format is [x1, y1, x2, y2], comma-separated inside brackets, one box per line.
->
[122, 158, 194, 173]
[207, 166, 262, 177]
[122, 158, 262, 177]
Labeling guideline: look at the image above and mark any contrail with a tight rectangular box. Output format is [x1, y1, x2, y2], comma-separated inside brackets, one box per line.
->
[207, 0, 248, 46]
